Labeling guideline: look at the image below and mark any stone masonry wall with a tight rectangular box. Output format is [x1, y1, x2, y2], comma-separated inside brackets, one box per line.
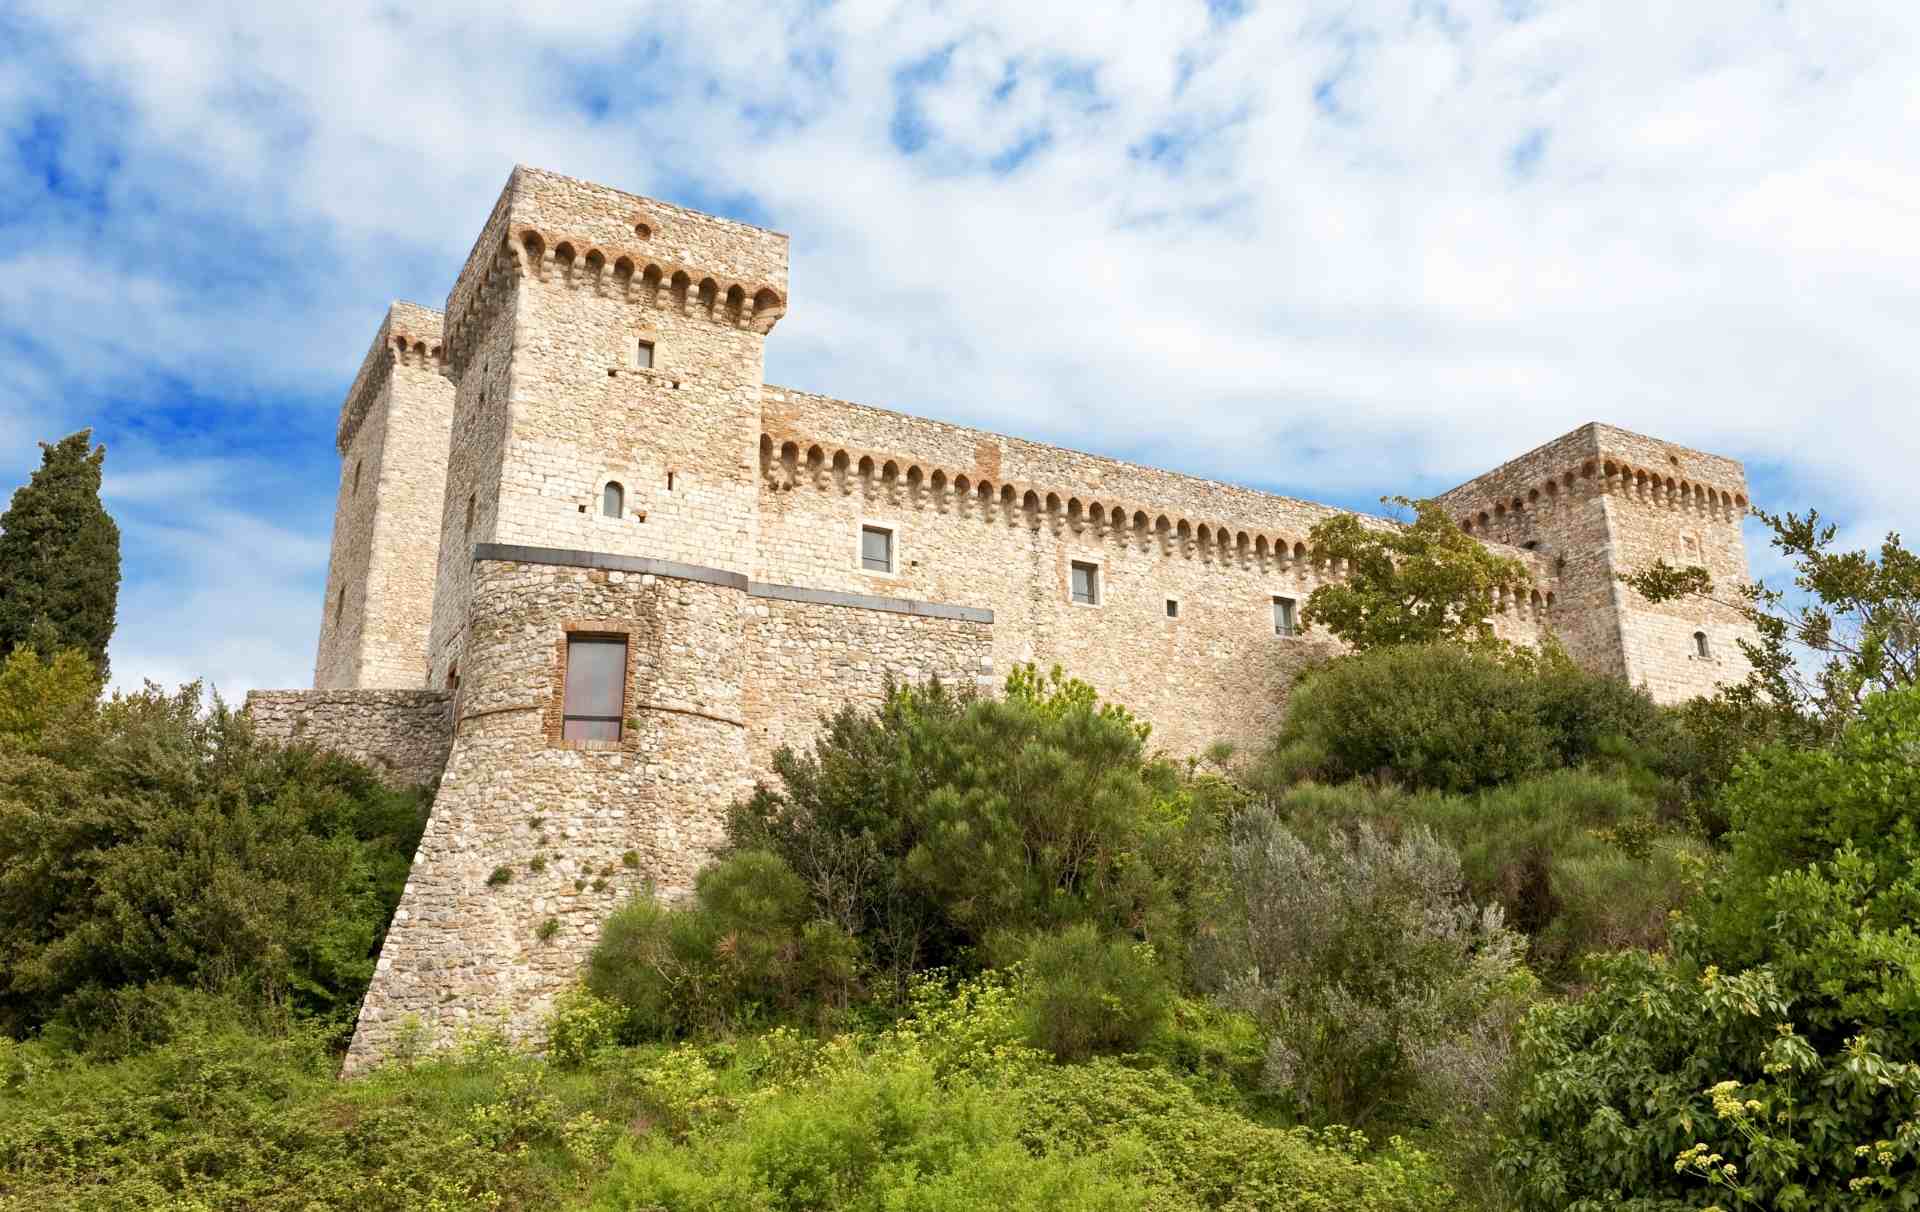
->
[1438, 422, 1756, 700]
[345, 556, 757, 1071]
[755, 388, 1555, 755]
[244, 689, 454, 788]
[315, 301, 454, 689]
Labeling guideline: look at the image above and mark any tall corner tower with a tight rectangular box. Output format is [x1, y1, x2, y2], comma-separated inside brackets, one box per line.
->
[423, 166, 790, 686]
[314, 301, 455, 689]
[346, 169, 791, 1072]
[1439, 423, 1756, 703]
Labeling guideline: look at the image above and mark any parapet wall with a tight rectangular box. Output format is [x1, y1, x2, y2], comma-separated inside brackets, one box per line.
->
[244, 689, 454, 788]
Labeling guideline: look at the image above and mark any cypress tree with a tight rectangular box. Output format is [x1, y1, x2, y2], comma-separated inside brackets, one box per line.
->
[0, 431, 121, 677]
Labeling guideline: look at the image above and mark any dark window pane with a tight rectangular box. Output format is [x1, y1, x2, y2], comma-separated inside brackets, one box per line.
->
[862, 527, 891, 571]
[564, 637, 626, 731]
[1274, 597, 1297, 636]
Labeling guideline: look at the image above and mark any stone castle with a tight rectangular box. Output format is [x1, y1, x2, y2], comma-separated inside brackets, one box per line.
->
[245, 166, 1759, 1070]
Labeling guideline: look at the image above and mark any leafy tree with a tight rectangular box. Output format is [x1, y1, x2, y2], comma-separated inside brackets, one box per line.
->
[727, 668, 1221, 1000]
[0, 431, 121, 677]
[1625, 507, 1920, 734]
[1301, 496, 1531, 652]
[1498, 683, 1920, 1210]
[0, 653, 428, 1040]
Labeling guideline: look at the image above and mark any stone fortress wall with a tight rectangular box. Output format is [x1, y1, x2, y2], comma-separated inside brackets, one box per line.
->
[246, 166, 1761, 1069]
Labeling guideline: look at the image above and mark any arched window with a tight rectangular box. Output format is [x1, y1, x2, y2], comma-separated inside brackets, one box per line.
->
[1694, 630, 1711, 659]
[603, 481, 624, 518]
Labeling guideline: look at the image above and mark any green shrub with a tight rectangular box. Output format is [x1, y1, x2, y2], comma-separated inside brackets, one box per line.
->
[1266, 644, 1556, 792]
[1263, 642, 1681, 795]
[729, 668, 1227, 1006]
[1263, 771, 1703, 980]
[586, 851, 858, 1037]
[1201, 808, 1532, 1131]
[546, 987, 626, 1068]
[486, 865, 512, 887]
[1497, 684, 1920, 1209]
[1015, 924, 1171, 1061]
[0, 657, 429, 1040]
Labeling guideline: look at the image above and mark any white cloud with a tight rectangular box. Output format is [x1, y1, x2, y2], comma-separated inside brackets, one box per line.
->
[4, 0, 1918, 688]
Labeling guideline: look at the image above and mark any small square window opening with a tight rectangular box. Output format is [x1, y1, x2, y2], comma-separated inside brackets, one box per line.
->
[1071, 562, 1100, 606]
[563, 635, 627, 742]
[1166, 599, 1179, 618]
[1273, 596, 1298, 637]
[861, 525, 894, 573]
[636, 340, 655, 370]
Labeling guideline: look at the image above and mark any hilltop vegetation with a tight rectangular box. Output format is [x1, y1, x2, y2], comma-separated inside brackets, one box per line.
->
[4, 496, 1920, 1209]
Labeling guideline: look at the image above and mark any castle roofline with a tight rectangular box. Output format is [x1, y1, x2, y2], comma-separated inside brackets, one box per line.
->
[336, 302, 446, 453]
[508, 165, 791, 240]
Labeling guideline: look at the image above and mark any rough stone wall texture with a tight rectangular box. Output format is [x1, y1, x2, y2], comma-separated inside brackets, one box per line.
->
[315, 301, 455, 689]
[345, 558, 757, 1072]
[744, 593, 994, 771]
[755, 388, 1554, 756]
[243, 689, 453, 788]
[1438, 422, 1757, 699]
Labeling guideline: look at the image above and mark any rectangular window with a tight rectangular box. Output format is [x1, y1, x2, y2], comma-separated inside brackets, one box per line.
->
[562, 635, 627, 741]
[1071, 561, 1100, 606]
[861, 525, 893, 573]
[1166, 599, 1179, 618]
[636, 339, 655, 369]
[1273, 596, 1298, 637]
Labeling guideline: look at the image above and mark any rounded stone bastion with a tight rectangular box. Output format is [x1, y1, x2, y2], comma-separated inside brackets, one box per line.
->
[343, 553, 755, 1072]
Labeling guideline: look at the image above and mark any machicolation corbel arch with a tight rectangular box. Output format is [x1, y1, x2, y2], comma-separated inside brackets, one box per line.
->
[245, 164, 1762, 1070]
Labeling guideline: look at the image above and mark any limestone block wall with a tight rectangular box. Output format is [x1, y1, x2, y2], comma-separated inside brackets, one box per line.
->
[743, 589, 995, 770]
[243, 688, 454, 788]
[1439, 422, 1756, 701]
[755, 389, 1555, 755]
[425, 269, 520, 690]
[346, 554, 757, 1071]
[315, 301, 455, 689]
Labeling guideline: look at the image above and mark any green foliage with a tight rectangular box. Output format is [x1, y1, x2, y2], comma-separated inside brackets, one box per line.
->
[1202, 807, 1533, 1132]
[547, 988, 627, 1068]
[1014, 924, 1171, 1061]
[0, 662, 428, 1040]
[488, 865, 513, 887]
[0, 431, 122, 678]
[1262, 772, 1707, 980]
[1264, 641, 1684, 796]
[586, 851, 858, 1037]
[728, 669, 1223, 1001]
[1300, 496, 1531, 653]
[1497, 684, 1920, 1209]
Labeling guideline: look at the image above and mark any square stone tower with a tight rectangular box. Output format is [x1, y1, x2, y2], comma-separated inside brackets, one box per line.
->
[423, 167, 790, 689]
[313, 301, 455, 688]
[1439, 423, 1755, 701]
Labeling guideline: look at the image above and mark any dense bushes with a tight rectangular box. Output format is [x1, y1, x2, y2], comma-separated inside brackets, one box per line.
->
[0, 649, 428, 1041]
[1015, 923, 1171, 1061]
[1496, 683, 1920, 1209]
[1199, 808, 1531, 1130]
[1263, 643, 1677, 794]
[593, 667, 1224, 1048]
[1260, 771, 1706, 979]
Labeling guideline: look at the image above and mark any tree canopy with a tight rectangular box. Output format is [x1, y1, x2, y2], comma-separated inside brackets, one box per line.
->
[1301, 496, 1531, 653]
[0, 431, 121, 677]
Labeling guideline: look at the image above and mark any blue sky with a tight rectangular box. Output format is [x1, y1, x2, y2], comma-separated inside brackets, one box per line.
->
[1, 1, 1915, 694]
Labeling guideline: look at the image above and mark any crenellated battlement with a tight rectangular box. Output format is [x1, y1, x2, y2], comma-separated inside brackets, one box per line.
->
[442, 166, 789, 373]
[336, 302, 447, 454]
